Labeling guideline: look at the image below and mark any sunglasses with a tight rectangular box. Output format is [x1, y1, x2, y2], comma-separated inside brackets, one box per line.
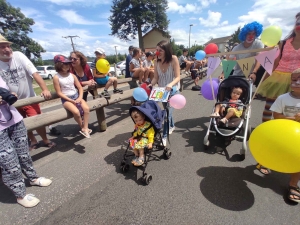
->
[70, 57, 79, 61]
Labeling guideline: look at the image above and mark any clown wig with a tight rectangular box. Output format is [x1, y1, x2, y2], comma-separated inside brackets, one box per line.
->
[238, 21, 263, 42]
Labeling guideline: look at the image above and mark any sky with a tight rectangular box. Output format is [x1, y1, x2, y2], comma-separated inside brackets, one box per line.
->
[5, 0, 300, 60]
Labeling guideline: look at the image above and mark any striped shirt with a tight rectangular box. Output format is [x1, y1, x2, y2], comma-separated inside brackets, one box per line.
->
[156, 59, 180, 90]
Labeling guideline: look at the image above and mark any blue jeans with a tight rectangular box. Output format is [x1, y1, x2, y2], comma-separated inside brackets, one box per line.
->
[162, 87, 179, 139]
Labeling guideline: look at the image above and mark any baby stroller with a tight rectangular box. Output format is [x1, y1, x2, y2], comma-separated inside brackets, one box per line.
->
[203, 76, 253, 159]
[120, 100, 172, 185]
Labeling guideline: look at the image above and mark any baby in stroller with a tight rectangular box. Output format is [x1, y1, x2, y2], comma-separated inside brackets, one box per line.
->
[129, 109, 155, 166]
[210, 86, 244, 124]
[120, 100, 172, 184]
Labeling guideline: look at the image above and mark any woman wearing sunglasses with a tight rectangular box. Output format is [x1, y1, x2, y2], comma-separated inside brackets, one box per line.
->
[69, 51, 96, 101]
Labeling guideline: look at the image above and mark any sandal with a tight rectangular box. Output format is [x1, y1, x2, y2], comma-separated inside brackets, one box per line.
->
[288, 186, 300, 203]
[30, 177, 52, 187]
[210, 112, 220, 118]
[43, 141, 56, 148]
[79, 131, 91, 138]
[29, 142, 40, 151]
[256, 163, 271, 175]
[133, 157, 144, 167]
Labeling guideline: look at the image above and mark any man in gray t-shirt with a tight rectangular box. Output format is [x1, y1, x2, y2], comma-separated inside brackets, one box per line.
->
[179, 48, 192, 75]
[220, 21, 264, 82]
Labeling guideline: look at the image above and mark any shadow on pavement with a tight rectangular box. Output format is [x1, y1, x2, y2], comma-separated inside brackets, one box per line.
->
[197, 165, 292, 211]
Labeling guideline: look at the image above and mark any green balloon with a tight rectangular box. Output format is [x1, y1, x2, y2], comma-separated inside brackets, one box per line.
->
[261, 26, 282, 47]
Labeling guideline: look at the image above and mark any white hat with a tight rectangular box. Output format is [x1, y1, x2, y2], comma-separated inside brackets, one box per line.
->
[95, 48, 105, 55]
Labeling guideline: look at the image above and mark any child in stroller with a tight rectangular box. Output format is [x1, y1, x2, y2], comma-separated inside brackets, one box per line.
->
[120, 100, 172, 184]
[203, 76, 252, 159]
[129, 109, 155, 166]
[210, 86, 244, 125]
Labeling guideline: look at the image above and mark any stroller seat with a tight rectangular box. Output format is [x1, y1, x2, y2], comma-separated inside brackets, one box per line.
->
[120, 100, 172, 185]
[203, 76, 253, 158]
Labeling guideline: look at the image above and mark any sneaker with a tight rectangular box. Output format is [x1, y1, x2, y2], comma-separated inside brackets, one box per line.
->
[102, 90, 111, 98]
[162, 137, 167, 146]
[113, 88, 123, 93]
[50, 127, 61, 135]
[30, 177, 52, 187]
[17, 194, 40, 208]
[210, 112, 220, 118]
[169, 126, 175, 134]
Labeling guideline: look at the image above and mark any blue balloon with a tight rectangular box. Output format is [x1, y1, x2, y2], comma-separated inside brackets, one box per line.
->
[195, 50, 206, 60]
[133, 87, 148, 102]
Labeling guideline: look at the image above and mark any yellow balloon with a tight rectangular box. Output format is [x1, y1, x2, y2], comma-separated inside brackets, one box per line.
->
[261, 26, 282, 47]
[249, 119, 300, 173]
[96, 59, 110, 74]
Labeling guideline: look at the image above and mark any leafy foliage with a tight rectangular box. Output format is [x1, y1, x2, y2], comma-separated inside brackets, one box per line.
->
[227, 26, 241, 51]
[109, 0, 169, 50]
[0, 0, 45, 64]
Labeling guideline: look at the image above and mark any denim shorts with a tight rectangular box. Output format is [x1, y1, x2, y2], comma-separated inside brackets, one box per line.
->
[61, 92, 79, 104]
[95, 76, 109, 85]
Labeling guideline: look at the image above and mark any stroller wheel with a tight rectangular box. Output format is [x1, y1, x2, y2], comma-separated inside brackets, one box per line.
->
[120, 163, 130, 173]
[143, 174, 152, 185]
[163, 150, 172, 159]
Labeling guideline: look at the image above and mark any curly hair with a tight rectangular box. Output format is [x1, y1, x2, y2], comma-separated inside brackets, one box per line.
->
[238, 21, 263, 42]
[70, 51, 87, 68]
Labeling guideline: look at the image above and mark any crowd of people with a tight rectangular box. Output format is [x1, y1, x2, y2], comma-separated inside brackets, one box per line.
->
[0, 12, 300, 209]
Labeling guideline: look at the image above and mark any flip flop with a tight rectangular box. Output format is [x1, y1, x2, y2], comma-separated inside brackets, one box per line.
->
[256, 163, 271, 175]
[29, 142, 40, 151]
[79, 131, 91, 138]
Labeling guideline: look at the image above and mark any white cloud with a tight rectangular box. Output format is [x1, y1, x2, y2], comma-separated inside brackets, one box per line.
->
[57, 10, 104, 25]
[199, 10, 223, 27]
[40, 0, 111, 6]
[198, 0, 217, 8]
[167, 2, 202, 14]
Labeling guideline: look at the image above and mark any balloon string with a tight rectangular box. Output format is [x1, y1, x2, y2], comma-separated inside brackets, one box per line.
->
[247, 71, 267, 110]
[209, 75, 216, 103]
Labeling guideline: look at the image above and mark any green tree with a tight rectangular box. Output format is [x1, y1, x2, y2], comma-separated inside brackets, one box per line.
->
[0, 0, 45, 63]
[109, 0, 169, 51]
[227, 26, 241, 51]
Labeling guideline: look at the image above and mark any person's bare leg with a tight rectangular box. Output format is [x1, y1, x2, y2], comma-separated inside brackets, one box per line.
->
[105, 78, 113, 90]
[28, 131, 38, 145]
[80, 100, 90, 133]
[149, 70, 154, 81]
[224, 109, 235, 120]
[35, 127, 51, 145]
[195, 76, 199, 86]
[186, 62, 192, 72]
[144, 68, 149, 82]
[288, 172, 300, 201]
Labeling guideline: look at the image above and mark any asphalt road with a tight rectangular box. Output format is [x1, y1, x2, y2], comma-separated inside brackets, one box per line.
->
[0, 67, 299, 225]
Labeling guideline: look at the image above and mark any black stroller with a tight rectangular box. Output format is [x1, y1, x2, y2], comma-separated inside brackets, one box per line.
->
[120, 100, 172, 185]
[203, 76, 253, 159]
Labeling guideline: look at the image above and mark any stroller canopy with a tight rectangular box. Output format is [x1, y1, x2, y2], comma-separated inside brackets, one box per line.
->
[129, 100, 165, 131]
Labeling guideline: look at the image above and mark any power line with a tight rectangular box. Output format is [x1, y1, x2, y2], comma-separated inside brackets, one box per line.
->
[62, 35, 79, 51]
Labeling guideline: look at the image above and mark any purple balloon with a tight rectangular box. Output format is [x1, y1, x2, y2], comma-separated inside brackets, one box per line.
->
[201, 79, 219, 100]
[212, 78, 220, 83]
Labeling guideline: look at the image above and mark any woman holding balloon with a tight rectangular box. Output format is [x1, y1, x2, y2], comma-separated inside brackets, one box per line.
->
[149, 40, 181, 146]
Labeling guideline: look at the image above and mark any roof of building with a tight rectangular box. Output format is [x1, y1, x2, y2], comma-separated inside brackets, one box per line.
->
[142, 27, 171, 39]
[204, 35, 232, 45]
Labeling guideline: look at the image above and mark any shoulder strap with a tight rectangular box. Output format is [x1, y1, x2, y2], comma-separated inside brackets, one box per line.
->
[280, 40, 286, 60]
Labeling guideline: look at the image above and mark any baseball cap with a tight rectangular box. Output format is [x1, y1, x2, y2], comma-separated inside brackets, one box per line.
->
[0, 34, 12, 45]
[95, 48, 105, 55]
[128, 46, 134, 51]
[54, 55, 71, 63]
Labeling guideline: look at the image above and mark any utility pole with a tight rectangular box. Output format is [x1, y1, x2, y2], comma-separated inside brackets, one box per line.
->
[189, 24, 193, 56]
[114, 46, 118, 62]
[62, 36, 79, 51]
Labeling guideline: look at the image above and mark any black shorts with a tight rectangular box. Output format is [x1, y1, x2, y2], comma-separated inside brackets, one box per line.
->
[180, 62, 186, 69]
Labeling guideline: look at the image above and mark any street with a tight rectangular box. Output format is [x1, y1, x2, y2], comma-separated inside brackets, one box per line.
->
[0, 67, 299, 225]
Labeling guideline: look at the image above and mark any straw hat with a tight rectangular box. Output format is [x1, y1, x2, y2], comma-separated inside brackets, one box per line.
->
[0, 34, 13, 44]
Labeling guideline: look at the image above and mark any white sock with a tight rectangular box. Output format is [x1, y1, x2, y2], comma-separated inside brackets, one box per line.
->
[48, 125, 53, 130]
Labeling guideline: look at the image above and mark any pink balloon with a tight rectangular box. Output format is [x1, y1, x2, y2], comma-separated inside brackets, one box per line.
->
[169, 94, 186, 109]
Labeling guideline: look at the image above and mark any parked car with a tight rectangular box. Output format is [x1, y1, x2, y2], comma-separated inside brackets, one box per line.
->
[87, 61, 122, 77]
[116, 61, 126, 75]
[36, 65, 56, 79]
